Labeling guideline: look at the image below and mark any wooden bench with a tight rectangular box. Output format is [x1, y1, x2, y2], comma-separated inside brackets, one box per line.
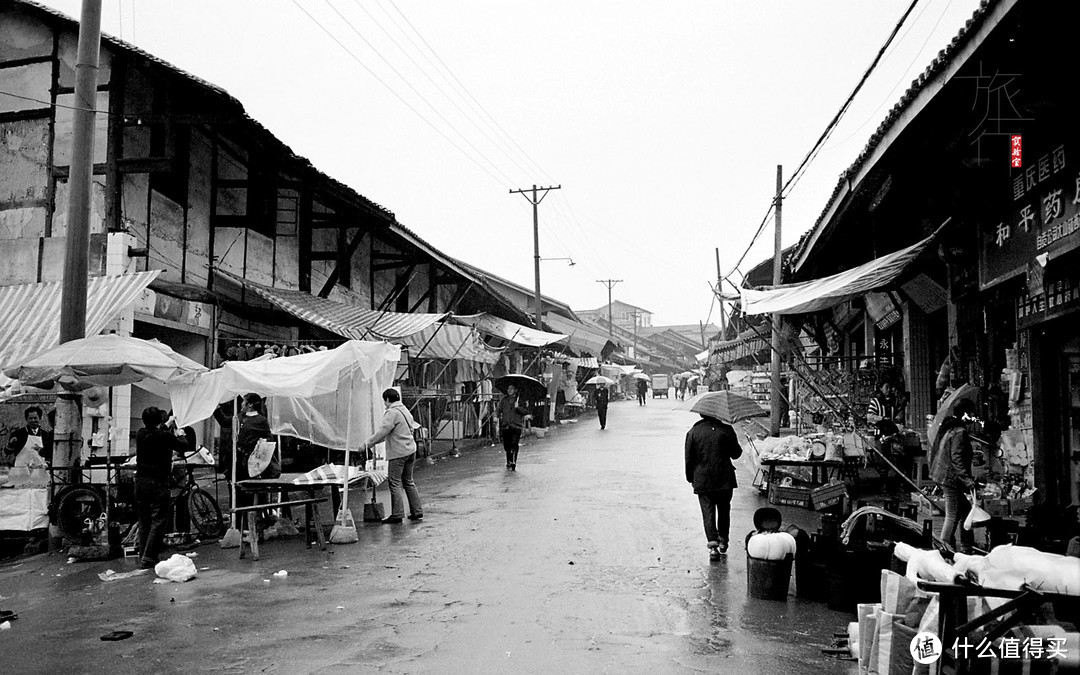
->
[230, 497, 327, 560]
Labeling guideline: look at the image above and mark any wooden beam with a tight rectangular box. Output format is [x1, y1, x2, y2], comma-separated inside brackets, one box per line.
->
[374, 264, 417, 312]
[317, 228, 369, 298]
[298, 179, 314, 293]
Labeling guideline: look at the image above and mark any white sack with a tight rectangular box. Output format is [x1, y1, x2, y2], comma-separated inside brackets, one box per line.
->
[155, 554, 197, 583]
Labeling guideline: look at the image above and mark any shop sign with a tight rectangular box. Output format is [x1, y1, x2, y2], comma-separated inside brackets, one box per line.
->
[982, 143, 1080, 288]
[136, 289, 213, 330]
[1016, 268, 1080, 330]
[865, 292, 901, 330]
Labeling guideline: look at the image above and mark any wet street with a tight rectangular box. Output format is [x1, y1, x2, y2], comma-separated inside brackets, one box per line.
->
[1, 397, 857, 674]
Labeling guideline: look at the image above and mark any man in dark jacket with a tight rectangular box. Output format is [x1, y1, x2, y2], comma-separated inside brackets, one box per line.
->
[685, 414, 743, 559]
[595, 385, 610, 429]
[135, 407, 187, 569]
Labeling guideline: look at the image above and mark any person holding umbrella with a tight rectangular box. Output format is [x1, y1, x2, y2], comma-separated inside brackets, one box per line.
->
[930, 397, 978, 553]
[497, 383, 532, 470]
[595, 384, 610, 429]
[684, 392, 761, 559]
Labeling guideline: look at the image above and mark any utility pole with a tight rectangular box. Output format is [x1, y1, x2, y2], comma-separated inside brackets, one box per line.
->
[595, 279, 622, 343]
[56, 0, 103, 478]
[770, 165, 784, 437]
[510, 184, 561, 330]
[715, 248, 727, 340]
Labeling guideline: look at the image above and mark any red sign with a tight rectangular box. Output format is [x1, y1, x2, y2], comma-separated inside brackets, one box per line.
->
[1011, 135, 1022, 168]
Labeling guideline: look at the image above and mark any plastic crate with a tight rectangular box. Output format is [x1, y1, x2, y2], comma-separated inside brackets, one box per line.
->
[768, 483, 812, 508]
[811, 482, 847, 511]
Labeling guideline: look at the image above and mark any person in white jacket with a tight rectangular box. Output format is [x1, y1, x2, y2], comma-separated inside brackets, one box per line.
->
[361, 388, 423, 524]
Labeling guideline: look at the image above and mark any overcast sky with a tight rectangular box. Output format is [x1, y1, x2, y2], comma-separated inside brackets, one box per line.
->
[39, 0, 987, 326]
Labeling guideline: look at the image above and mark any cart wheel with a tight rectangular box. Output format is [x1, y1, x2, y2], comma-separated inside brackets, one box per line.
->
[54, 486, 105, 541]
[187, 488, 224, 539]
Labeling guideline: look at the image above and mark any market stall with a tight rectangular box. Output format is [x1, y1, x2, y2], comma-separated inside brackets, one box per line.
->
[169, 340, 400, 543]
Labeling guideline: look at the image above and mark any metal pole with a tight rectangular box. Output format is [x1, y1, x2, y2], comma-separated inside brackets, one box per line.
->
[770, 165, 784, 436]
[55, 0, 103, 479]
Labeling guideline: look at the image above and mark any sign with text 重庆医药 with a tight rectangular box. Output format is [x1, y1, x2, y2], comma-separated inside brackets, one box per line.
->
[981, 142, 1080, 289]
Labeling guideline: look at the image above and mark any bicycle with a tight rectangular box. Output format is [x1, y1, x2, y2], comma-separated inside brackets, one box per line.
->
[53, 449, 224, 543]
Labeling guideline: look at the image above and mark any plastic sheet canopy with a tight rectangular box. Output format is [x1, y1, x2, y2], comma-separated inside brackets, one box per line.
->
[168, 341, 400, 451]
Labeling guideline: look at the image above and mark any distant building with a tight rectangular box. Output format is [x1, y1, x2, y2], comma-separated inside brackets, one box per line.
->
[578, 300, 652, 332]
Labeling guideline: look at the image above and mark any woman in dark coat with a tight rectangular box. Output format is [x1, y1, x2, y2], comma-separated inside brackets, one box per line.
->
[931, 398, 977, 553]
[685, 414, 743, 558]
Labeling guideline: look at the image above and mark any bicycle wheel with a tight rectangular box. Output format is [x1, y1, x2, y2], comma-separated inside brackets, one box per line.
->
[187, 488, 224, 539]
[54, 486, 105, 541]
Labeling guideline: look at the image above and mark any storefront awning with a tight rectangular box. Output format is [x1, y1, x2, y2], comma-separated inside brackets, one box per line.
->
[740, 234, 934, 316]
[0, 271, 162, 399]
[452, 313, 567, 347]
[214, 269, 448, 340]
[396, 324, 503, 365]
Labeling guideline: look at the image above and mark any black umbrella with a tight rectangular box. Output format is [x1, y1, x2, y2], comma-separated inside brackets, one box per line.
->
[492, 374, 547, 401]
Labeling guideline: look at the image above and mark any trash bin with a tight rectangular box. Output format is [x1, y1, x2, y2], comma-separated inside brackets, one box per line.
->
[747, 553, 793, 600]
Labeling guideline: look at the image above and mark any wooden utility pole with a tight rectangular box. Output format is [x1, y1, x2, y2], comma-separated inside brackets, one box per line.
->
[56, 0, 103, 474]
[715, 248, 726, 339]
[629, 310, 641, 359]
[595, 279, 622, 343]
[510, 184, 561, 330]
[770, 165, 784, 436]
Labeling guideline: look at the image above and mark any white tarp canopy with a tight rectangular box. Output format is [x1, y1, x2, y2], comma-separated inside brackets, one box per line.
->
[169, 340, 400, 451]
[740, 234, 933, 316]
[452, 313, 568, 347]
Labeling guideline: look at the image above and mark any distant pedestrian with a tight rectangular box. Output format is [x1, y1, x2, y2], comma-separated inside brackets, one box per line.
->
[596, 386, 610, 429]
[497, 384, 531, 470]
[677, 378, 687, 401]
[636, 377, 648, 406]
[361, 388, 423, 523]
[684, 413, 742, 559]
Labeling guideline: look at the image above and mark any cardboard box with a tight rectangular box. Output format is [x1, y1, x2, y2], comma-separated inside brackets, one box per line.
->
[981, 498, 1010, 517]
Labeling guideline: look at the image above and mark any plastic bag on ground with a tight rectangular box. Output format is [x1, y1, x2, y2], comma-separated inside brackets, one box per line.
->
[155, 554, 197, 583]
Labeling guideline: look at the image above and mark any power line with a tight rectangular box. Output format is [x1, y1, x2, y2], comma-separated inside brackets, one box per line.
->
[287, 0, 510, 188]
[316, 0, 515, 186]
[727, 0, 922, 282]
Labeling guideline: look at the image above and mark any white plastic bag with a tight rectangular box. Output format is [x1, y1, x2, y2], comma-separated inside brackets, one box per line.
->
[154, 554, 198, 583]
[962, 490, 991, 531]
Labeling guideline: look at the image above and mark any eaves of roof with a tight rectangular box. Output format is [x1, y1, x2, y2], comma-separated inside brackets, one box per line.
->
[791, 0, 1016, 273]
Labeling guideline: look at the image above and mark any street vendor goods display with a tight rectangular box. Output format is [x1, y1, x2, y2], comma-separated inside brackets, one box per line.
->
[747, 531, 797, 561]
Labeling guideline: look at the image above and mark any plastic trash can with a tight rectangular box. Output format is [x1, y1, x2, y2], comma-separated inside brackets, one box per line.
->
[747, 553, 793, 600]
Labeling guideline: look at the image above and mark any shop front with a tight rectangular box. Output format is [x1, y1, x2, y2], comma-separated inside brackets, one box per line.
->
[979, 136, 1080, 513]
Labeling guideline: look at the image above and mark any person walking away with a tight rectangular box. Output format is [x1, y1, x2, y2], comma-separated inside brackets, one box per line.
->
[135, 407, 187, 569]
[636, 377, 648, 405]
[596, 385, 610, 430]
[685, 413, 743, 559]
[930, 398, 978, 553]
[497, 384, 531, 470]
[361, 388, 423, 524]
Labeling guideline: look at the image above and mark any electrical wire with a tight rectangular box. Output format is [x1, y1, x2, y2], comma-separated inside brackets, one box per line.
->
[287, 0, 510, 188]
[316, 0, 516, 187]
[727, 0, 922, 282]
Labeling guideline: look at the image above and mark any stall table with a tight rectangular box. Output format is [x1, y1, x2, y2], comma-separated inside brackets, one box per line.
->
[235, 470, 387, 559]
[760, 457, 846, 487]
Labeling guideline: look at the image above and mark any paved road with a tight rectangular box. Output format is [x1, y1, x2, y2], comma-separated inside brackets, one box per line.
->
[1, 395, 858, 674]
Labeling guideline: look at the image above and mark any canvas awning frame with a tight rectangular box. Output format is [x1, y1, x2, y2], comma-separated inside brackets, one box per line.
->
[740, 228, 943, 316]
